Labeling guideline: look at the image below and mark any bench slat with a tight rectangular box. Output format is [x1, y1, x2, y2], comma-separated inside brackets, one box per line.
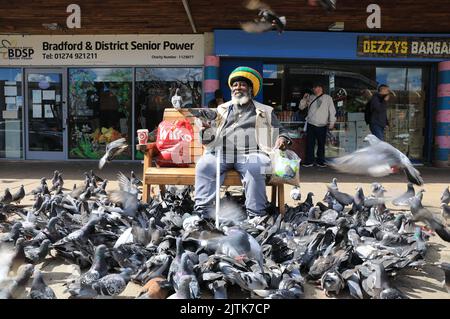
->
[144, 167, 242, 186]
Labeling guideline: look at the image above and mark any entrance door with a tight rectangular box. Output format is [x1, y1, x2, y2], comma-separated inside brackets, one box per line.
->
[25, 69, 67, 160]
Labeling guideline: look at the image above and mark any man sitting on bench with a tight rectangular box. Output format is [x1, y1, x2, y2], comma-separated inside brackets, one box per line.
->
[195, 66, 292, 219]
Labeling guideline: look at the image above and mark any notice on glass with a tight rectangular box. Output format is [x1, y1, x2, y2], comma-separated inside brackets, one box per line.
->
[5, 81, 16, 86]
[44, 105, 54, 118]
[32, 104, 42, 118]
[6, 103, 17, 111]
[16, 96, 23, 107]
[32, 90, 41, 103]
[43, 90, 56, 100]
[4, 86, 17, 96]
[5, 96, 15, 104]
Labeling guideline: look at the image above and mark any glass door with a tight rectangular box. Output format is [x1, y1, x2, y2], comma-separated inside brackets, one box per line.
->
[25, 69, 67, 160]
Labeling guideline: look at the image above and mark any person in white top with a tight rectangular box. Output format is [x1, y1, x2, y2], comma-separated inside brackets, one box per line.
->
[299, 83, 336, 167]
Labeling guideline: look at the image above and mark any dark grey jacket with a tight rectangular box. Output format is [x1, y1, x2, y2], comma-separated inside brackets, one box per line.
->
[370, 93, 389, 127]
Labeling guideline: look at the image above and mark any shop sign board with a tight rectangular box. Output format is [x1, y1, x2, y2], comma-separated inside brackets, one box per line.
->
[0, 34, 204, 66]
[357, 35, 450, 58]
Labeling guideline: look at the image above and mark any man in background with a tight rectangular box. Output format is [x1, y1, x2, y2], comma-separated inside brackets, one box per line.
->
[207, 89, 224, 108]
[368, 84, 391, 141]
[299, 83, 336, 167]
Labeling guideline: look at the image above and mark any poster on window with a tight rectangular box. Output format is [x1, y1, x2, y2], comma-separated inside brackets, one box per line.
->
[0, 34, 204, 66]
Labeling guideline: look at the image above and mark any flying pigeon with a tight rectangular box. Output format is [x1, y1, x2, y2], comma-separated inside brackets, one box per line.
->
[330, 134, 424, 186]
[241, 0, 286, 34]
[99, 137, 128, 170]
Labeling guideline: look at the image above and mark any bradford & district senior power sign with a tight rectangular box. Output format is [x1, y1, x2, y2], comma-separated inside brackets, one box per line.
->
[357, 35, 450, 58]
[0, 34, 204, 66]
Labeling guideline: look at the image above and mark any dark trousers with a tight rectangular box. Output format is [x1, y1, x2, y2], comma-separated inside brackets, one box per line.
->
[370, 123, 385, 141]
[305, 124, 327, 165]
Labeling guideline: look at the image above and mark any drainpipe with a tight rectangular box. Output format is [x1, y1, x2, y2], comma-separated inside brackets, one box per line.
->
[182, 0, 197, 33]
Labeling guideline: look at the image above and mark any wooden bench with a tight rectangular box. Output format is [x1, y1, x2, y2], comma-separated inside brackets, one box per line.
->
[137, 108, 285, 214]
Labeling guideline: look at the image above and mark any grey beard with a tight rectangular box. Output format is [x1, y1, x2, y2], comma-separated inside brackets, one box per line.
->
[231, 94, 251, 105]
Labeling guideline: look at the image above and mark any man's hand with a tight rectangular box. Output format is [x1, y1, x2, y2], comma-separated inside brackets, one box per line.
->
[274, 137, 289, 150]
[328, 124, 334, 130]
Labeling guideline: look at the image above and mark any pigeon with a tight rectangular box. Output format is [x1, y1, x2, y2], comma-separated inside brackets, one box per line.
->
[0, 188, 13, 204]
[11, 185, 25, 204]
[437, 262, 450, 293]
[392, 183, 415, 206]
[241, 0, 286, 34]
[137, 277, 171, 299]
[167, 275, 194, 299]
[30, 270, 57, 299]
[91, 268, 133, 297]
[0, 222, 22, 243]
[171, 88, 183, 109]
[314, 0, 337, 11]
[441, 187, 450, 205]
[1, 263, 34, 299]
[99, 137, 128, 169]
[290, 186, 302, 200]
[409, 197, 450, 242]
[320, 269, 344, 297]
[330, 134, 424, 186]
[442, 203, 450, 220]
[24, 239, 51, 264]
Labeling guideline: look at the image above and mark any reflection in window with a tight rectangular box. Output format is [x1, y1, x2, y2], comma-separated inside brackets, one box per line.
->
[0, 68, 22, 158]
[135, 67, 202, 159]
[68, 68, 132, 159]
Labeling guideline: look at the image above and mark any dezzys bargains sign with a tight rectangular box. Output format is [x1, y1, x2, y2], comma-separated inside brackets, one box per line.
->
[357, 35, 450, 58]
[0, 34, 204, 66]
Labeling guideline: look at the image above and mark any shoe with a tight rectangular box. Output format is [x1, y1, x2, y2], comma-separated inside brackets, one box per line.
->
[302, 163, 313, 167]
[317, 163, 327, 168]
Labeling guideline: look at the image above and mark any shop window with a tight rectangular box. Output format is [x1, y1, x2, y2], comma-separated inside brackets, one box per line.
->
[0, 68, 23, 159]
[135, 67, 202, 159]
[68, 68, 132, 160]
[376, 67, 425, 160]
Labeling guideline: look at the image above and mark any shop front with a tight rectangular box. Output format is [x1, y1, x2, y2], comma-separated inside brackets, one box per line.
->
[214, 30, 450, 165]
[0, 34, 204, 161]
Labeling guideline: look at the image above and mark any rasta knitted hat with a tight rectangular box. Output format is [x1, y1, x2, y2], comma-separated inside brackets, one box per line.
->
[228, 66, 263, 97]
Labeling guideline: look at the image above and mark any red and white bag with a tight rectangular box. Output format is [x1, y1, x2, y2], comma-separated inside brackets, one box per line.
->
[155, 119, 194, 167]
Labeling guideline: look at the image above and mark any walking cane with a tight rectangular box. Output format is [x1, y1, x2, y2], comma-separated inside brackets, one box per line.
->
[215, 148, 221, 229]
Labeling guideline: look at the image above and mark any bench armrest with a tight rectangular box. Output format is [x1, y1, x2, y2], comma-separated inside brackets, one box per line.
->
[136, 143, 160, 171]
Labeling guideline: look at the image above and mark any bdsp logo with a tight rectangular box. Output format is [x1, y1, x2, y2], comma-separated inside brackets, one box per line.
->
[0, 39, 34, 60]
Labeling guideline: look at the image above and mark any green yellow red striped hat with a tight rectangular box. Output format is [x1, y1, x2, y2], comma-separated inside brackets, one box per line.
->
[228, 66, 263, 97]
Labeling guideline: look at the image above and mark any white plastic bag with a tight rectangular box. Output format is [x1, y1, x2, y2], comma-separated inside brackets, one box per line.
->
[269, 149, 301, 186]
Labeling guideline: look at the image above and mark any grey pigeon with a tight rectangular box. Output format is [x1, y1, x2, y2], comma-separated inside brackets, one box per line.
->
[167, 275, 194, 299]
[409, 197, 450, 242]
[437, 262, 450, 293]
[30, 270, 56, 299]
[392, 183, 415, 206]
[290, 186, 301, 201]
[91, 268, 133, 296]
[0, 222, 22, 243]
[241, 0, 286, 34]
[24, 239, 51, 264]
[2, 263, 34, 299]
[320, 269, 344, 297]
[330, 134, 424, 185]
[99, 137, 128, 169]
[11, 185, 25, 204]
[442, 203, 450, 220]
[441, 187, 450, 205]
[0, 188, 13, 204]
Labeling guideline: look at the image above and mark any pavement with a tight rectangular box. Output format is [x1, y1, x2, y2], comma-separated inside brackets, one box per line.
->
[0, 160, 449, 299]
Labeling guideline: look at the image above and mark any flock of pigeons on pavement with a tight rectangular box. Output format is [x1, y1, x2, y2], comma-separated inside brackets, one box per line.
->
[0, 131, 449, 299]
[0, 164, 449, 299]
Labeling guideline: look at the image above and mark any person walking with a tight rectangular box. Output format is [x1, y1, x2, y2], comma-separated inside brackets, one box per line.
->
[367, 84, 391, 141]
[299, 83, 336, 167]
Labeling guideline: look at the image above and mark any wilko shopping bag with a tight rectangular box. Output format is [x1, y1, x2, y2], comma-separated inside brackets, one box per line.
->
[156, 119, 194, 167]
